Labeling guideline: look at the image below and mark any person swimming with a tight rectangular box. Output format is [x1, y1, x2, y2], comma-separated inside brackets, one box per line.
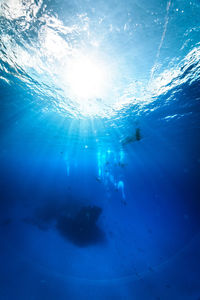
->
[121, 128, 141, 146]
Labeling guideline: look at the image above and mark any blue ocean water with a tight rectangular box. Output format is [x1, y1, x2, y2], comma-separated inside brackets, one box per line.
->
[0, 0, 200, 299]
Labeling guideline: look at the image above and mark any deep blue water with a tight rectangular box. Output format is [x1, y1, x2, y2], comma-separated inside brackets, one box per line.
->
[0, 0, 200, 299]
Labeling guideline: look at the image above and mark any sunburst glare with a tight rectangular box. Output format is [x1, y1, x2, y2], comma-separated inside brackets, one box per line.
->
[67, 55, 106, 100]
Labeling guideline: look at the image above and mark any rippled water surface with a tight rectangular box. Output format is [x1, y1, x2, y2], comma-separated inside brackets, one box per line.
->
[0, 0, 200, 299]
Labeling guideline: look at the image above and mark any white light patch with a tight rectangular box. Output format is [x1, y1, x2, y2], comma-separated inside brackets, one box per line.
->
[67, 55, 106, 100]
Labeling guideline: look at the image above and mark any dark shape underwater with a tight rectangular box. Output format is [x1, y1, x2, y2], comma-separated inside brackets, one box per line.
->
[56, 205, 104, 247]
[24, 203, 105, 247]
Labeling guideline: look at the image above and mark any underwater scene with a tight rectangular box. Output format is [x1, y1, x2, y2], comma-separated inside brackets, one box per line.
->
[0, 0, 200, 299]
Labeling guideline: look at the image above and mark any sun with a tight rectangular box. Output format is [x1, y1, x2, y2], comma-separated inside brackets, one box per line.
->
[67, 55, 106, 100]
